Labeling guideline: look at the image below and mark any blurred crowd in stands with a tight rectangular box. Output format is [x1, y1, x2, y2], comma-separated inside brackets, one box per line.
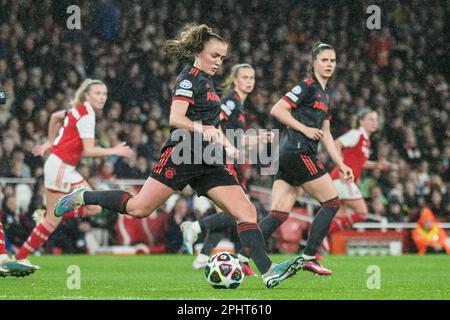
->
[0, 0, 448, 254]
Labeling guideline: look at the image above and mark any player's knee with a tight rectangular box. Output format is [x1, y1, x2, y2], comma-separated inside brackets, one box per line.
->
[271, 191, 296, 212]
[359, 210, 369, 216]
[122, 197, 153, 218]
[128, 209, 151, 218]
[127, 205, 154, 218]
[322, 197, 342, 213]
[46, 215, 61, 227]
[271, 198, 291, 212]
[86, 205, 101, 216]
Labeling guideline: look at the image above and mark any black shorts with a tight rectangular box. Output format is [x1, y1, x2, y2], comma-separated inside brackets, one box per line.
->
[275, 152, 327, 186]
[225, 163, 251, 193]
[150, 146, 239, 196]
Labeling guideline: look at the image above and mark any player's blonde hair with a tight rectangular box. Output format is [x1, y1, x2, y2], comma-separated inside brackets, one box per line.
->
[71, 78, 106, 106]
[221, 63, 254, 94]
[163, 23, 226, 58]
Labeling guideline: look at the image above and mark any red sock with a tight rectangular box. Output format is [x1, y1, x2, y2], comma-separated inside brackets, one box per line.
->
[62, 207, 87, 221]
[0, 222, 6, 255]
[348, 213, 367, 224]
[328, 213, 367, 235]
[15, 220, 56, 260]
[328, 216, 351, 234]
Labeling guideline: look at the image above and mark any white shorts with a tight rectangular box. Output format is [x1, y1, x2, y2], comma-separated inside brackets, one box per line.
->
[44, 154, 84, 193]
[333, 179, 363, 200]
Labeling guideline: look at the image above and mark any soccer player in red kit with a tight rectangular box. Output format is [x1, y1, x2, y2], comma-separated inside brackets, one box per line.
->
[328, 108, 389, 233]
[14, 79, 133, 267]
[0, 222, 36, 276]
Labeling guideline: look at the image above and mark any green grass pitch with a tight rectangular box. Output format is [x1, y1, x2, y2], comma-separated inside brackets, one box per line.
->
[1, 254, 449, 300]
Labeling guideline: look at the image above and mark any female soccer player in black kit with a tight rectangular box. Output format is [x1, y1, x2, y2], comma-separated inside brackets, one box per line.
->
[54, 24, 301, 288]
[181, 63, 270, 276]
[238, 42, 354, 275]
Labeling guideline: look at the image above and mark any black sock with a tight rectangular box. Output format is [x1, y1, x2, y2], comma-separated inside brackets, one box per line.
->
[238, 210, 289, 259]
[201, 230, 227, 255]
[237, 222, 272, 274]
[260, 210, 289, 240]
[199, 212, 236, 231]
[83, 190, 133, 214]
[304, 197, 341, 256]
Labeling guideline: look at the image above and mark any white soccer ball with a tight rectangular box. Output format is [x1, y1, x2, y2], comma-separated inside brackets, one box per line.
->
[204, 252, 244, 289]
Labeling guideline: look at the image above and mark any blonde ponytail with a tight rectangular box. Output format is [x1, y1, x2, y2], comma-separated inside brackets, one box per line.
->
[71, 78, 105, 106]
[163, 23, 225, 58]
[221, 63, 253, 94]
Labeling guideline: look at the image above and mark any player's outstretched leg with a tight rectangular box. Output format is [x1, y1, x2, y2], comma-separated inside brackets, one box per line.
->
[236, 209, 289, 273]
[180, 221, 200, 255]
[237, 222, 301, 288]
[192, 230, 226, 269]
[0, 224, 35, 277]
[182, 213, 256, 276]
[181, 212, 236, 255]
[300, 197, 341, 276]
[54, 187, 87, 217]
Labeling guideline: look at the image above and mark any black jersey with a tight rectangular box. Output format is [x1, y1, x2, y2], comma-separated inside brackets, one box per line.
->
[219, 91, 249, 190]
[163, 65, 222, 150]
[220, 91, 247, 132]
[279, 76, 332, 156]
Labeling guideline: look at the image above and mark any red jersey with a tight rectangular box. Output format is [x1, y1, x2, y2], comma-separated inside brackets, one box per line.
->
[330, 127, 370, 182]
[51, 103, 96, 166]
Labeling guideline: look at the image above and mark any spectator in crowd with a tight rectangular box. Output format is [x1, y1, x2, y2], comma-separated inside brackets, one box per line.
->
[412, 207, 450, 255]
[96, 159, 117, 190]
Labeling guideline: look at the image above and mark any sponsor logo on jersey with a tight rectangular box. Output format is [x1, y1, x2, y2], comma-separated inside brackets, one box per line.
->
[313, 100, 328, 112]
[206, 91, 221, 102]
[180, 80, 193, 89]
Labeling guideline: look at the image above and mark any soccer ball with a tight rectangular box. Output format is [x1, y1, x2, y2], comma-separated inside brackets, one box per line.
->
[204, 252, 244, 289]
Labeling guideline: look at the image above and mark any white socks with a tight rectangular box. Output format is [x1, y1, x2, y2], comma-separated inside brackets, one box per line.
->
[301, 254, 316, 260]
[191, 221, 201, 235]
[0, 254, 8, 265]
[237, 253, 250, 263]
[196, 253, 209, 263]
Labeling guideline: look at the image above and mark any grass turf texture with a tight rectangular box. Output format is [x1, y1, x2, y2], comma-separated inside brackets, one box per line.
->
[0, 254, 449, 300]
